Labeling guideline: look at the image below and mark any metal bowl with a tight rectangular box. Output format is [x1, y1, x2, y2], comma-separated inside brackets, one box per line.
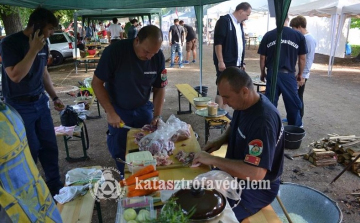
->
[271, 182, 343, 223]
[193, 97, 212, 107]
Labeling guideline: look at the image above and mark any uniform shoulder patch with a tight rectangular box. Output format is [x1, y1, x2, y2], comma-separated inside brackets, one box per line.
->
[161, 69, 167, 81]
[244, 154, 261, 166]
[248, 139, 263, 156]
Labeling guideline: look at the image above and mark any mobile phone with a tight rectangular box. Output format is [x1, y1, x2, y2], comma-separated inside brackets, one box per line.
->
[32, 23, 43, 38]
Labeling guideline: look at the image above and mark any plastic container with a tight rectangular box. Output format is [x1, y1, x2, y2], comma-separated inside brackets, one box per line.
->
[207, 102, 219, 116]
[160, 189, 178, 203]
[116, 196, 156, 223]
[193, 97, 212, 106]
[125, 151, 157, 174]
[284, 125, 306, 149]
[87, 49, 96, 55]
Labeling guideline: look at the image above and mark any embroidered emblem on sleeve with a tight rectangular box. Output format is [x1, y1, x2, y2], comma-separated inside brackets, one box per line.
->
[248, 139, 263, 156]
[161, 69, 167, 81]
[161, 80, 168, 87]
[244, 154, 261, 166]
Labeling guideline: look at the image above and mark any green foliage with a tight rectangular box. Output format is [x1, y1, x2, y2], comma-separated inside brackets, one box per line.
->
[146, 197, 195, 223]
[54, 10, 76, 26]
[350, 18, 360, 29]
[0, 5, 32, 27]
[351, 45, 360, 57]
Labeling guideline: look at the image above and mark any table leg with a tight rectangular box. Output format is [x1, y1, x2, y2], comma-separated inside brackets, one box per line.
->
[205, 119, 210, 144]
[96, 201, 103, 223]
[176, 90, 192, 115]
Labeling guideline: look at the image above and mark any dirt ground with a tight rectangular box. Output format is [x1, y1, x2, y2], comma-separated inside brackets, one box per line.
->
[45, 44, 360, 223]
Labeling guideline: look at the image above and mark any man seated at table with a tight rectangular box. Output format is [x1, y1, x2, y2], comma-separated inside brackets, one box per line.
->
[193, 67, 284, 222]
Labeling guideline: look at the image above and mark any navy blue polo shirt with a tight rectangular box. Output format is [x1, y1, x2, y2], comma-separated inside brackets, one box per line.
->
[94, 39, 166, 110]
[258, 27, 307, 73]
[1, 31, 48, 99]
[226, 94, 284, 182]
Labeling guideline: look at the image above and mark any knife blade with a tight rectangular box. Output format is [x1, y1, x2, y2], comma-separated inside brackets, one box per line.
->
[119, 122, 132, 129]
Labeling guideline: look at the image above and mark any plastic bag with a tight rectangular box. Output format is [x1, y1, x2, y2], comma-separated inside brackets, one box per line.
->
[60, 105, 79, 126]
[193, 170, 242, 208]
[138, 115, 190, 155]
[65, 168, 102, 186]
[54, 184, 91, 204]
[162, 115, 191, 142]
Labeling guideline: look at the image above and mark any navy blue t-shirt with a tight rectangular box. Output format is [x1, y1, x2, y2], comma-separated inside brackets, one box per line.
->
[169, 25, 184, 44]
[257, 27, 307, 73]
[1, 31, 48, 99]
[226, 94, 284, 182]
[183, 24, 196, 42]
[94, 39, 166, 110]
[127, 26, 138, 39]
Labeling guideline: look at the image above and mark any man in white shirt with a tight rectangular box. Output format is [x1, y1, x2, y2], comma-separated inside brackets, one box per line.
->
[108, 17, 124, 44]
[290, 15, 317, 119]
[213, 2, 252, 119]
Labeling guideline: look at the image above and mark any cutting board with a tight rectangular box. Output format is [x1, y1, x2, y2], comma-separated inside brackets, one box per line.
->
[126, 126, 202, 170]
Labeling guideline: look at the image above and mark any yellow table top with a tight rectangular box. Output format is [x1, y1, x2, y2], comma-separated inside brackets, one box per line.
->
[126, 126, 210, 179]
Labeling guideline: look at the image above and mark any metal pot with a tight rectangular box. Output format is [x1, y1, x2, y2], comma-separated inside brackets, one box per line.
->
[171, 186, 226, 221]
[193, 97, 212, 107]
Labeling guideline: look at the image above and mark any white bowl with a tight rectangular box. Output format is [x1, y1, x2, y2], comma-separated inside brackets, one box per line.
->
[193, 97, 212, 107]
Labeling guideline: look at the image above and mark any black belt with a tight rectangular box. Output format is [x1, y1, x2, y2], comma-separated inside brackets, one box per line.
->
[12, 93, 43, 102]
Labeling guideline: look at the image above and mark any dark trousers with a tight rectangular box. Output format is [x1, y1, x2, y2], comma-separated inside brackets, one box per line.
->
[265, 70, 302, 127]
[5, 94, 62, 195]
[107, 101, 154, 175]
[229, 179, 280, 221]
[297, 79, 308, 118]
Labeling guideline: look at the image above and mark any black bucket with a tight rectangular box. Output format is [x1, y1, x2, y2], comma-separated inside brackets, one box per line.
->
[284, 125, 305, 149]
[193, 86, 208, 97]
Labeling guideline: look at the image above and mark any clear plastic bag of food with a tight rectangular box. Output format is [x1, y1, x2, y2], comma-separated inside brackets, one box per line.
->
[193, 170, 242, 208]
[138, 115, 190, 155]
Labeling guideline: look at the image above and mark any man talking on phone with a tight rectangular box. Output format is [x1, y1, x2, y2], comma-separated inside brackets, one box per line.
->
[0, 7, 64, 197]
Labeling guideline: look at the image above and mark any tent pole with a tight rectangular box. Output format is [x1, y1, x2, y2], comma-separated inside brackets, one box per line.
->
[195, 6, 204, 94]
[159, 12, 162, 32]
[74, 13, 78, 73]
[328, 14, 337, 77]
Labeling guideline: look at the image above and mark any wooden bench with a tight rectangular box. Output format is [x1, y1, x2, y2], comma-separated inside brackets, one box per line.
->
[57, 166, 103, 223]
[242, 205, 282, 223]
[175, 83, 230, 143]
[75, 56, 101, 73]
[55, 122, 90, 162]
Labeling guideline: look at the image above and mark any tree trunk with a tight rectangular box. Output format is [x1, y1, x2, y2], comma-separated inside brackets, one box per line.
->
[0, 6, 23, 36]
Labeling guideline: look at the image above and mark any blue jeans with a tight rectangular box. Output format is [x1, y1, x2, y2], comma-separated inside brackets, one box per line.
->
[170, 43, 183, 66]
[265, 70, 302, 127]
[5, 94, 62, 195]
[107, 101, 154, 175]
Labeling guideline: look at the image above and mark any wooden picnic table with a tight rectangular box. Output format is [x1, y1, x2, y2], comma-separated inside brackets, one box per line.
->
[126, 126, 210, 179]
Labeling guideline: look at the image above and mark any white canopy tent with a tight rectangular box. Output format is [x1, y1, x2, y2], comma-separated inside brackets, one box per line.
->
[289, 0, 360, 76]
[206, 0, 360, 76]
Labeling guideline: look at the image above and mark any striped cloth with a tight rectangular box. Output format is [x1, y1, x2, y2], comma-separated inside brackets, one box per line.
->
[0, 103, 62, 223]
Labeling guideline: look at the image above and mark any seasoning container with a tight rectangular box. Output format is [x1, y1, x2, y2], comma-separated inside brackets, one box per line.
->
[207, 102, 218, 116]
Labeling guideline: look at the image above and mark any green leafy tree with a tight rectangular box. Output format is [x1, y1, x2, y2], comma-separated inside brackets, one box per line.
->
[350, 18, 360, 29]
[0, 5, 25, 35]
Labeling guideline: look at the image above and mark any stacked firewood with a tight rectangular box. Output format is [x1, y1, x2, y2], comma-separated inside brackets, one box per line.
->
[305, 148, 337, 166]
[307, 134, 360, 176]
